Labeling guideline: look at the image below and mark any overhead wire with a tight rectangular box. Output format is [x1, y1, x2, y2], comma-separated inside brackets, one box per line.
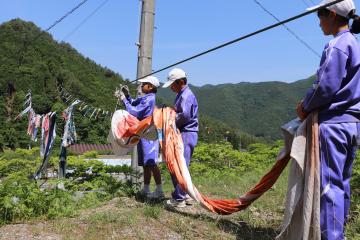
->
[62, 0, 110, 41]
[252, 0, 321, 58]
[32, 0, 90, 43]
[129, 0, 344, 83]
[301, 0, 311, 7]
[15, 0, 111, 116]
[17, 0, 90, 65]
[301, 0, 317, 8]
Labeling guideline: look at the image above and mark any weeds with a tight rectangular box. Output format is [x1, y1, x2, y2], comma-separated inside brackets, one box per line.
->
[143, 204, 161, 220]
[0, 149, 136, 225]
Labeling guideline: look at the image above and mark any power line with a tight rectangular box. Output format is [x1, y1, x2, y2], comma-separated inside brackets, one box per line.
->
[253, 0, 321, 58]
[63, 0, 110, 41]
[16, 0, 90, 65]
[28, 0, 90, 46]
[308, 0, 316, 5]
[45, 0, 89, 33]
[301, 0, 311, 7]
[130, 0, 343, 83]
[300, 0, 317, 8]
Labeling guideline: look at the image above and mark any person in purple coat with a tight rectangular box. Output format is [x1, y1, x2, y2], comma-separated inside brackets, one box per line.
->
[118, 76, 164, 199]
[296, 1, 360, 239]
[162, 68, 199, 208]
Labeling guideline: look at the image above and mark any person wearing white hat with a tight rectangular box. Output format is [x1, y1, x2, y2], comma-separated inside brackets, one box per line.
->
[296, 0, 360, 239]
[115, 76, 164, 199]
[163, 68, 199, 208]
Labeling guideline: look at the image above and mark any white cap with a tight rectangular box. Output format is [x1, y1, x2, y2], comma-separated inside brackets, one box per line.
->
[307, 0, 355, 19]
[138, 76, 160, 88]
[162, 68, 187, 88]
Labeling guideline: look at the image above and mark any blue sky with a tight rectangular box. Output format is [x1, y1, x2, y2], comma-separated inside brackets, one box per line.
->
[1, 0, 359, 86]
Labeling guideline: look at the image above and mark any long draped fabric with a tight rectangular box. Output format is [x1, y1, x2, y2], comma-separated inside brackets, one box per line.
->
[110, 107, 292, 215]
[277, 112, 320, 240]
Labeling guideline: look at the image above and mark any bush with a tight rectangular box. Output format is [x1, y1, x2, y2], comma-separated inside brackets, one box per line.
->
[0, 149, 136, 225]
[83, 151, 98, 159]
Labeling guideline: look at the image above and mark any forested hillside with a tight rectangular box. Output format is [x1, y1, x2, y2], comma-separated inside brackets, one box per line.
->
[0, 19, 126, 149]
[159, 77, 314, 139]
[0, 18, 311, 151]
[0, 19, 248, 150]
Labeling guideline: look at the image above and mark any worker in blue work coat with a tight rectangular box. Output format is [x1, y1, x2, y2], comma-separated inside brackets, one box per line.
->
[162, 68, 199, 208]
[118, 76, 164, 199]
[297, 1, 360, 239]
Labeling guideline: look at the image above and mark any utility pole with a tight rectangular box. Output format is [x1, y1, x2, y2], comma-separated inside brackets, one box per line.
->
[132, 0, 155, 185]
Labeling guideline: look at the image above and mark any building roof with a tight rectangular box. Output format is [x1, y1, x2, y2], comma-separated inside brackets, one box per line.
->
[68, 143, 113, 155]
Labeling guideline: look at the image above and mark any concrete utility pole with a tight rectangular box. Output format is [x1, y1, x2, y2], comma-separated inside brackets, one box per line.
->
[136, 0, 155, 82]
[132, 0, 155, 185]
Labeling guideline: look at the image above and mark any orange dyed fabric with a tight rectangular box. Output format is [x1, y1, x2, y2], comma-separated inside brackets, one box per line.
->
[119, 107, 291, 215]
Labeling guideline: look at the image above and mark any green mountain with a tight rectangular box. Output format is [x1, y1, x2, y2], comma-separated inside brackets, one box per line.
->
[0, 19, 127, 149]
[0, 19, 313, 151]
[0, 19, 246, 150]
[158, 77, 315, 140]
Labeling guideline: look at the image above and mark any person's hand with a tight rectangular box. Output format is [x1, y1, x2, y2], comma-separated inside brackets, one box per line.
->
[296, 100, 308, 121]
[114, 87, 125, 100]
[121, 85, 130, 97]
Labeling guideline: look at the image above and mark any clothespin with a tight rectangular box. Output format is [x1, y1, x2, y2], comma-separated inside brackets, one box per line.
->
[25, 90, 31, 98]
[23, 97, 31, 106]
[78, 102, 85, 110]
[89, 108, 97, 119]
[83, 107, 92, 117]
[81, 105, 89, 112]
[65, 95, 72, 103]
[95, 108, 101, 119]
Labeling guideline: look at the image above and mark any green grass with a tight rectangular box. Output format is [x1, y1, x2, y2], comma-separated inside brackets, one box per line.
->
[1, 143, 360, 239]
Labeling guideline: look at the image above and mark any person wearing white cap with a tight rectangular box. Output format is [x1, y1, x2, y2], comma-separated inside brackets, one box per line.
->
[115, 76, 164, 199]
[162, 68, 199, 208]
[296, 1, 360, 239]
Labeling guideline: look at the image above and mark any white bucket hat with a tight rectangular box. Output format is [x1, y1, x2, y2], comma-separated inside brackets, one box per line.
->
[138, 76, 160, 88]
[307, 0, 355, 19]
[162, 68, 187, 88]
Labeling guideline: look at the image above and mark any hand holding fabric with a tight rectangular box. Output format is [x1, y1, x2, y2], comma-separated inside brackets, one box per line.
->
[121, 85, 130, 98]
[296, 100, 308, 121]
[114, 87, 126, 101]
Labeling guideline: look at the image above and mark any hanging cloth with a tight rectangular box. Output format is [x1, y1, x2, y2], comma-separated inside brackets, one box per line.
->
[61, 100, 80, 147]
[276, 112, 320, 240]
[16, 105, 32, 119]
[40, 113, 50, 158]
[31, 114, 42, 142]
[34, 112, 57, 179]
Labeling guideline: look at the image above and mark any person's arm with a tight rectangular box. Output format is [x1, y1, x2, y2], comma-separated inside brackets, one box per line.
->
[123, 97, 151, 119]
[303, 47, 348, 112]
[175, 97, 193, 129]
[125, 96, 139, 105]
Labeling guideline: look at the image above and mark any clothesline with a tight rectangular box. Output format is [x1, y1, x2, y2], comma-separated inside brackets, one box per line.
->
[15, 89, 82, 179]
[57, 86, 114, 119]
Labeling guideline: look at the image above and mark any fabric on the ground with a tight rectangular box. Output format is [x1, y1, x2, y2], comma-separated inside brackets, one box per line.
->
[109, 107, 298, 215]
[276, 112, 320, 240]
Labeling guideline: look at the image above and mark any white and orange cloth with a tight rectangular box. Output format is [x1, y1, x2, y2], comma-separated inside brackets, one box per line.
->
[109, 107, 304, 215]
[277, 112, 320, 240]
